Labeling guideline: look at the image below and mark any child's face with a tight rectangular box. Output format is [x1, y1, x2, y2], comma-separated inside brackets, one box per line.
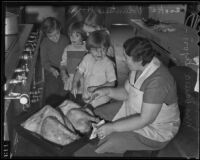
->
[46, 29, 60, 43]
[90, 47, 106, 61]
[70, 32, 82, 45]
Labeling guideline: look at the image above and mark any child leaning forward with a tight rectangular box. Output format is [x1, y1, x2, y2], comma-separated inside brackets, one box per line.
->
[72, 30, 117, 108]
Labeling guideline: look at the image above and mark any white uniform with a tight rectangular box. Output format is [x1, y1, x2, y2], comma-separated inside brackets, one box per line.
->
[112, 57, 180, 142]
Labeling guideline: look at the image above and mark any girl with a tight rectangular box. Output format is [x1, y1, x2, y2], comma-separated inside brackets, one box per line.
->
[60, 21, 87, 92]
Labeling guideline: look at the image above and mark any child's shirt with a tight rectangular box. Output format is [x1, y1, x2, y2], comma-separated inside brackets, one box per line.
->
[78, 54, 117, 107]
[40, 34, 69, 72]
[60, 41, 87, 68]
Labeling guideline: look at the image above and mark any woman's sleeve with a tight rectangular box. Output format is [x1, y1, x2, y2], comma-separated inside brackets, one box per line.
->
[143, 77, 168, 104]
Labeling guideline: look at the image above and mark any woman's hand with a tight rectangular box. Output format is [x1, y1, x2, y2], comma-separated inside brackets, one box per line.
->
[91, 88, 111, 100]
[50, 67, 59, 78]
[96, 122, 114, 139]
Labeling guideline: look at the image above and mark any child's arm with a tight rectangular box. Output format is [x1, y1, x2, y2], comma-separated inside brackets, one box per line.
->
[72, 54, 89, 97]
[72, 69, 83, 97]
[60, 47, 70, 81]
[60, 46, 68, 67]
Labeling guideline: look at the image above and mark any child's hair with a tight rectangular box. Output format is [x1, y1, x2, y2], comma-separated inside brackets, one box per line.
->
[84, 10, 104, 28]
[41, 17, 61, 35]
[68, 21, 87, 41]
[86, 30, 111, 50]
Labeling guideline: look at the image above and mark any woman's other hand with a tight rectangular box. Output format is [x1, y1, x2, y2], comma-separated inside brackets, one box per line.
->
[96, 122, 114, 139]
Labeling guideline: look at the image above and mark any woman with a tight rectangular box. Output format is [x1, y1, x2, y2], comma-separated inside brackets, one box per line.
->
[40, 17, 70, 107]
[74, 37, 180, 156]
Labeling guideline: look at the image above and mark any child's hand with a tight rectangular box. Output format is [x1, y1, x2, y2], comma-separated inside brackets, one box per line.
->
[61, 70, 69, 82]
[50, 67, 59, 78]
[71, 83, 78, 98]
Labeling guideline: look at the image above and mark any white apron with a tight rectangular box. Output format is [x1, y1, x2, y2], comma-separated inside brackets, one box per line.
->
[112, 57, 180, 142]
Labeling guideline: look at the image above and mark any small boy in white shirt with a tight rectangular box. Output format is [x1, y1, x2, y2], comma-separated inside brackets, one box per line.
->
[60, 22, 87, 92]
[72, 30, 117, 108]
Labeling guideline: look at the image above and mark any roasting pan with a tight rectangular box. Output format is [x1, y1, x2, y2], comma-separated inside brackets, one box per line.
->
[14, 108, 98, 156]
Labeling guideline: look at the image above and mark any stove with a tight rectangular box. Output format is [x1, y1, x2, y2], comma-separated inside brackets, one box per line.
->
[5, 35, 18, 52]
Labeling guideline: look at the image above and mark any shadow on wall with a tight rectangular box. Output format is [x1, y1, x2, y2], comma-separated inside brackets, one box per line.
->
[104, 5, 142, 27]
[25, 6, 66, 33]
[64, 5, 144, 30]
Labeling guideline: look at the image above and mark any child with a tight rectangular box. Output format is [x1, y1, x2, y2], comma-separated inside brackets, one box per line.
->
[72, 30, 117, 108]
[40, 17, 70, 107]
[83, 9, 115, 60]
[60, 21, 87, 92]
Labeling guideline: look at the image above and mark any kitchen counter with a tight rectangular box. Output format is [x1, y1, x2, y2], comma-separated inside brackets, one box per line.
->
[129, 19, 199, 72]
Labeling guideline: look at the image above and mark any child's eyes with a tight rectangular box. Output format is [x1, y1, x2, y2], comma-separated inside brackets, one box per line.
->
[70, 33, 80, 38]
[75, 33, 80, 38]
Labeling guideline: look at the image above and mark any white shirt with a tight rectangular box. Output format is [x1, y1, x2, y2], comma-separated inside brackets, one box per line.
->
[78, 54, 116, 107]
[78, 54, 116, 87]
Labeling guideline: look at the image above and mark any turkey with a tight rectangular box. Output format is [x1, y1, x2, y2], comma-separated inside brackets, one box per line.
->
[21, 105, 64, 134]
[40, 116, 80, 146]
[21, 100, 100, 146]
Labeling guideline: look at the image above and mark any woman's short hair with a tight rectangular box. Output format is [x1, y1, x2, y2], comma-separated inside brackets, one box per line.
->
[68, 21, 87, 41]
[123, 37, 155, 66]
[84, 10, 104, 27]
[41, 17, 61, 35]
[86, 30, 111, 50]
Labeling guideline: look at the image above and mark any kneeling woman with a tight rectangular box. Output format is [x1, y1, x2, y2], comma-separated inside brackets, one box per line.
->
[76, 37, 181, 155]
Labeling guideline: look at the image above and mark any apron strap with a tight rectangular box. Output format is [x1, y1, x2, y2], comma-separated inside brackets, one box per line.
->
[132, 57, 160, 90]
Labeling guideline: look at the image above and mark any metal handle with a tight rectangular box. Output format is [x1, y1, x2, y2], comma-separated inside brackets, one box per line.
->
[4, 93, 29, 105]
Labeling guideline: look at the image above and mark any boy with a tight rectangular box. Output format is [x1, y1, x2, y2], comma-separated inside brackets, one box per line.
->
[72, 30, 117, 108]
